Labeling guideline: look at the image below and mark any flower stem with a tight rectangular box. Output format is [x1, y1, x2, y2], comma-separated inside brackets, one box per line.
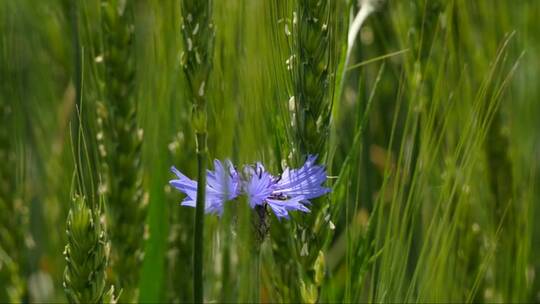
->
[252, 248, 261, 302]
[194, 132, 207, 303]
[252, 205, 266, 302]
[180, 0, 214, 300]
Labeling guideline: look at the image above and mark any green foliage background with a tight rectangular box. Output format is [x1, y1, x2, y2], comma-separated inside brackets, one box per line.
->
[1, 0, 539, 303]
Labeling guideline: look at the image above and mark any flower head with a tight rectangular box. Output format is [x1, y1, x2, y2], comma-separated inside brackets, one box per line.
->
[170, 159, 240, 215]
[170, 155, 330, 219]
[243, 155, 330, 219]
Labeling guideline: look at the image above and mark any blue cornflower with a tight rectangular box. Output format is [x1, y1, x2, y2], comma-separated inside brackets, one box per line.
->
[170, 155, 330, 219]
[170, 159, 241, 215]
[243, 155, 330, 219]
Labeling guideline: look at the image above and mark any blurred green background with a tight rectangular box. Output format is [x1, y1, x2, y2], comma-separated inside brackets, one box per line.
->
[1, 0, 539, 303]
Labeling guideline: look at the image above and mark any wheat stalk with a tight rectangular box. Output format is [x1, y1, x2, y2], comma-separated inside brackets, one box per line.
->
[97, 1, 146, 301]
[180, 0, 215, 301]
[345, 0, 384, 66]
[285, 0, 346, 301]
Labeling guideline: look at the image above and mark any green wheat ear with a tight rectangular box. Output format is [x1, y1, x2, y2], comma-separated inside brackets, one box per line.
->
[98, 0, 147, 301]
[180, 0, 215, 302]
[292, 0, 336, 158]
[274, 0, 346, 301]
[63, 195, 115, 304]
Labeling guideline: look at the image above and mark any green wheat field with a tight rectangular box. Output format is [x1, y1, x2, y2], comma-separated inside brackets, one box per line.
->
[1, 0, 539, 303]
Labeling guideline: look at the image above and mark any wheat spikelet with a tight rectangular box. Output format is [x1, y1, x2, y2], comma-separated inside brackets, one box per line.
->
[292, 0, 335, 157]
[97, 1, 146, 301]
[180, 0, 215, 123]
[63, 195, 116, 304]
[282, 1, 347, 301]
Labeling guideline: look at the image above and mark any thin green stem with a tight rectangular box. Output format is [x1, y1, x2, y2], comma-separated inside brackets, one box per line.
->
[194, 132, 207, 303]
[252, 249, 261, 302]
[70, 0, 85, 197]
[251, 205, 265, 302]
[180, 0, 214, 300]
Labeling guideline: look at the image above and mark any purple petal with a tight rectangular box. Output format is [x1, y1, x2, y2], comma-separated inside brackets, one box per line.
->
[273, 155, 330, 201]
[170, 160, 240, 215]
[266, 203, 289, 219]
[266, 196, 311, 219]
[243, 163, 276, 208]
[224, 159, 242, 200]
[170, 166, 198, 202]
[206, 159, 241, 201]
